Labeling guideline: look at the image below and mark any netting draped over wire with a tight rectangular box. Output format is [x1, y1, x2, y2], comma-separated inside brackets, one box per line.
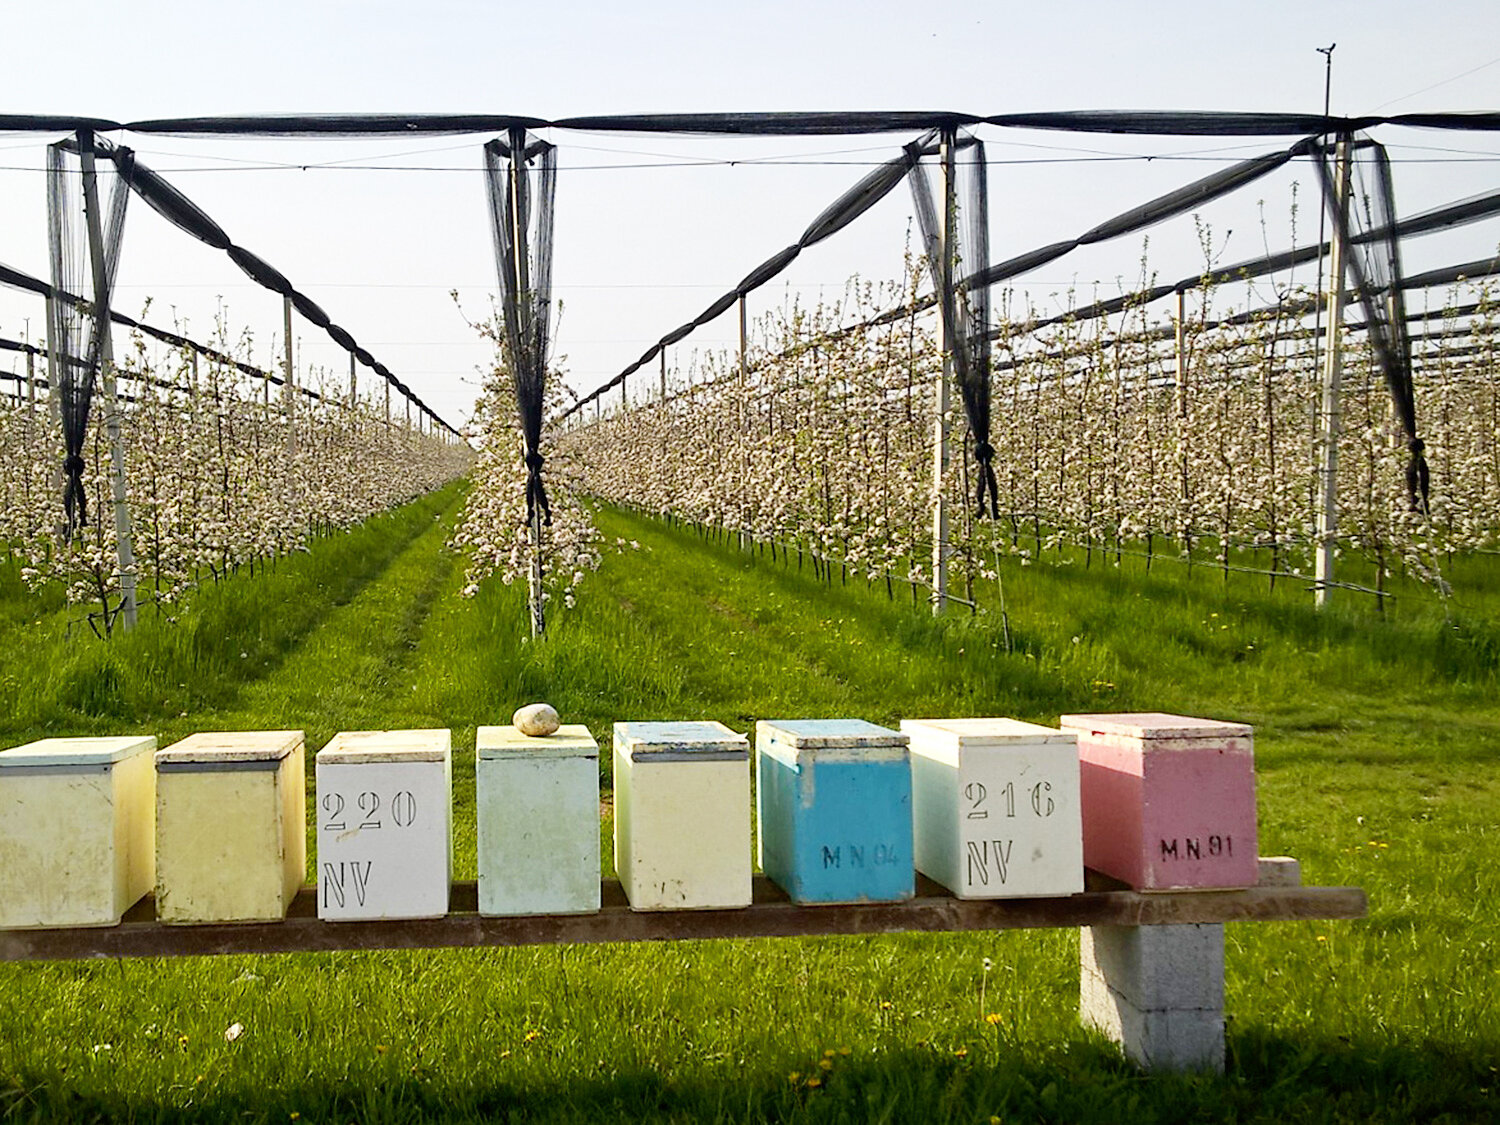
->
[1313, 134, 1430, 512]
[484, 128, 558, 527]
[48, 132, 132, 535]
[906, 130, 997, 518]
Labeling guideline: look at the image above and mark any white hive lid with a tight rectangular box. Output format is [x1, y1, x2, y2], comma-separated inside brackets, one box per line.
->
[0, 735, 156, 769]
[156, 729, 303, 767]
[756, 718, 907, 749]
[477, 724, 598, 760]
[318, 728, 451, 764]
[614, 720, 748, 762]
[901, 717, 1076, 746]
[1058, 712, 1252, 741]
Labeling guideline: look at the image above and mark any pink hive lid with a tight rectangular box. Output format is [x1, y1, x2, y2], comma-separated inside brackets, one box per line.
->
[1058, 712, 1251, 740]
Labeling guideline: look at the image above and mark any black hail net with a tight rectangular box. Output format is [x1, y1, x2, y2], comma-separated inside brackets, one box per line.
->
[907, 130, 998, 518]
[48, 135, 131, 536]
[1314, 135, 1430, 512]
[484, 129, 558, 527]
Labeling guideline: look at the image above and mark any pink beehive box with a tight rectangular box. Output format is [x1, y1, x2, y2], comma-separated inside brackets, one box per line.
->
[1059, 712, 1256, 891]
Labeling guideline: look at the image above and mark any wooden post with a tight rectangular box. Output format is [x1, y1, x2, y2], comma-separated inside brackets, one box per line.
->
[660, 349, 667, 401]
[384, 378, 390, 425]
[79, 130, 137, 632]
[1315, 135, 1352, 609]
[1176, 288, 1190, 561]
[932, 127, 957, 615]
[349, 352, 357, 407]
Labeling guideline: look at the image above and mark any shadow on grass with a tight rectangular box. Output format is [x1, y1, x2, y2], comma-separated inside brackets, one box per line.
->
[3, 1033, 1492, 1124]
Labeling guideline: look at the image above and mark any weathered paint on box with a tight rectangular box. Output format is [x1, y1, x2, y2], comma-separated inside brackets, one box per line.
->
[902, 718, 1084, 899]
[476, 724, 600, 916]
[0, 736, 157, 929]
[613, 721, 751, 911]
[756, 719, 913, 905]
[155, 731, 305, 924]
[316, 729, 452, 921]
[1060, 712, 1257, 891]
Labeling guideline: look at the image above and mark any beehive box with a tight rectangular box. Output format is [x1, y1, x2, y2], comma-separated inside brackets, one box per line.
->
[902, 718, 1083, 898]
[155, 730, 305, 924]
[0, 736, 157, 929]
[1060, 712, 1256, 890]
[756, 719, 913, 905]
[613, 721, 750, 911]
[476, 724, 599, 916]
[316, 729, 452, 921]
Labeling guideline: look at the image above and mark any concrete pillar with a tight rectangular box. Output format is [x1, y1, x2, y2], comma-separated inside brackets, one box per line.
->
[1080, 922, 1225, 1072]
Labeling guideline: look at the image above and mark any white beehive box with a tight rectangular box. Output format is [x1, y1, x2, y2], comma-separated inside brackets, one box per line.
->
[613, 721, 751, 911]
[316, 729, 452, 921]
[156, 730, 306, 924]
[476, 724, 600, 916]
[0, 736, 157, 929]
[902, 718, 1084, 898]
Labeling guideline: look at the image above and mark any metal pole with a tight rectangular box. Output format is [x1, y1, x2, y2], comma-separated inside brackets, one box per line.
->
[1315, 134, 1352, 609]
[79, 130, 137, 631]
[349, 352, 357, 407]
[1176, 287, 1190, 558]
[932, 126, 957, 615]
[660, 349, 667, 401]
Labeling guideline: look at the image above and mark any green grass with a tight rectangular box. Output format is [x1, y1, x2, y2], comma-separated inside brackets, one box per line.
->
[0, 497, 1496, 1122]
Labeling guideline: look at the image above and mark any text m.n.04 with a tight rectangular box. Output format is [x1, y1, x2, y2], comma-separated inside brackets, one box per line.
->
[1160, 835, 1233, 861]
[820, 843, 901, 869]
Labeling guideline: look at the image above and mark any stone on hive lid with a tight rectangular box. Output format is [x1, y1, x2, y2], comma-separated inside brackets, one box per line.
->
[513, 703, 560, 737]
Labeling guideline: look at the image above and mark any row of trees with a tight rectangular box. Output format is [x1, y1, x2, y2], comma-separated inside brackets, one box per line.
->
[546, 269, 1497, 606]
[0, 329, 470, 631]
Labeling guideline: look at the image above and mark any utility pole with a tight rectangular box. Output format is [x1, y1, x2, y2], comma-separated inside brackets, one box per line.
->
[931, 126, 957, 615]
[1315, 134, 1352, 609]
[79, 130, 137, 632]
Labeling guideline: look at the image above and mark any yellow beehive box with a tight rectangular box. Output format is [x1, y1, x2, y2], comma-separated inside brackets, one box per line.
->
[155, 730, 306, 924]
[0, 736, 157, 929]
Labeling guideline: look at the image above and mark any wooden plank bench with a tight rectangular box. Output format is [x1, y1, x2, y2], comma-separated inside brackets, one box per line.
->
[0, 858, 1364, 1073]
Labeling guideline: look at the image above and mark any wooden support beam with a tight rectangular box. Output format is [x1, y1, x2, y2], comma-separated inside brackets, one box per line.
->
[0, 875, 1366, 963]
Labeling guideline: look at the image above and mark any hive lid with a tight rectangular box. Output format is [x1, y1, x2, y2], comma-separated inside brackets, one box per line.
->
[901, 717, 1076, 747]
[318, 729, 451, 764]
[614, 721, 748, 762]
[156, 729, 303, 768]
[757, 718, 907, 749]
[477, 724, 598, 760]
[1058, 712, 1252, 741]
[0, 735, 156, 770]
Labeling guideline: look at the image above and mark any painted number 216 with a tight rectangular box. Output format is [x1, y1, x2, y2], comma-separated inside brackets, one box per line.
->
[964, 781, 1055, 820]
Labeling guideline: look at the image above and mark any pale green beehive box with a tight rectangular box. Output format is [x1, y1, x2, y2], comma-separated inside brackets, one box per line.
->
[0, 736, 157, 928]
[155, 730, 306, 924]
[476, 724, 600, 916]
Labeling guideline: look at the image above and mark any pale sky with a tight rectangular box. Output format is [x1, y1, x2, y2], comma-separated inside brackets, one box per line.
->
[1, 1, 1497, 429]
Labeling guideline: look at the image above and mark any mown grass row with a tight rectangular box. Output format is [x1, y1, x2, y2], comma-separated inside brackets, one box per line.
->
[0, 495, 1495, 1122]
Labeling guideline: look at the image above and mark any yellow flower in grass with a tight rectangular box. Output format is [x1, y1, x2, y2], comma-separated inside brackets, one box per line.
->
[985, 1013, 1004, 1026]
[806, 1077, 822, 1089]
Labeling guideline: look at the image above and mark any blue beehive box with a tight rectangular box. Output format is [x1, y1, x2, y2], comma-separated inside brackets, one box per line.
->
[755, 719, 913, 905]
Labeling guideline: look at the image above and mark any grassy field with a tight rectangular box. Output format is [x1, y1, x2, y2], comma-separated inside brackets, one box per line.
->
[0, 488, 1496, 1122]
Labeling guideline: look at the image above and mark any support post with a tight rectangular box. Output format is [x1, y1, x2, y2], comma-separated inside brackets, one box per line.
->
[739, 292, 749, 552]
[384, 378, 390, 424]
[282, 295, 296, 459]
[1176, 288, 1190, 560]
[508, 127, 545, 640]
[1315, 136, 1351, 609]
[931, 127, 957, 615]
[79, 131, 137, 632]
[349, 352, 357, 407]
[660, 349, 667, 401]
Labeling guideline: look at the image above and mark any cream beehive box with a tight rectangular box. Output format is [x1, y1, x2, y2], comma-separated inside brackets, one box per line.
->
[613, 721, 751, 911]
[155, 730, 305, 924]
[1060, 712, 1257, 890]
[902, 718, 1084, 898]
[756, 719, 913, 905]
[0, 736, 157, 929]
[316, 729, 451, 921]
[476, 724, 600, 916]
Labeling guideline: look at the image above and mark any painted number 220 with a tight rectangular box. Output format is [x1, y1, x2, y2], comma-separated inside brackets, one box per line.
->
[321, 790, 417, 831]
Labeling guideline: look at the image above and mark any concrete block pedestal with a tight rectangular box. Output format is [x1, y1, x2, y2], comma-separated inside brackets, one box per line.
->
[1081, 922, 1226, 1071]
